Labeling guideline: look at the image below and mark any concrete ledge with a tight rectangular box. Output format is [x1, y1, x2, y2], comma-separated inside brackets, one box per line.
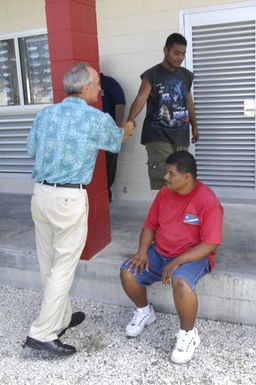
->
[75, 255, 256, 326]
[2, 250, 256, 326]
[0, 195, 256, 326]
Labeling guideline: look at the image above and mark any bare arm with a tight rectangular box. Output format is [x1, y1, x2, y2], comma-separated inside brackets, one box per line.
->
[127, 78, 152, 123]
[114, 104, 125, 127]
[128, 227, 155, 274]
[188, 91, 199, 143]
[137, 227, 155, 255]
[161, 243, 217, 285]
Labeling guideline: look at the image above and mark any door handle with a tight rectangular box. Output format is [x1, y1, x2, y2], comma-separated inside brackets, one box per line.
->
[244, 99, 256, 117]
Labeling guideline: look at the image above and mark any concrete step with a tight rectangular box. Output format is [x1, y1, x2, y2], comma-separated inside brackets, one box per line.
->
[0, 195, 256, 325]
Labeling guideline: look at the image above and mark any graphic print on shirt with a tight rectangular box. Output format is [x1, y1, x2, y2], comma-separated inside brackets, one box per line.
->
[153, 79, 189, 129]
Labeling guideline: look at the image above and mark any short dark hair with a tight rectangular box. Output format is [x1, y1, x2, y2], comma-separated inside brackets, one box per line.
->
[165, 33, 187, 49]
[166, 151, 197, 179]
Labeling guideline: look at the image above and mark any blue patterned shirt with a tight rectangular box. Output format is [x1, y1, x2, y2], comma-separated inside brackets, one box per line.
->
[27, 97, 124, 185]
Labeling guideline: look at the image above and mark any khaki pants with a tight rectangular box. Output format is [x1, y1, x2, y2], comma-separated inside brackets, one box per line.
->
[28, 183, 88, 342]
[145, 141, 188, 189]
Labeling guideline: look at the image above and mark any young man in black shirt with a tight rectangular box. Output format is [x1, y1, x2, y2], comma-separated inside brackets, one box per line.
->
[127, 33, 199, 189]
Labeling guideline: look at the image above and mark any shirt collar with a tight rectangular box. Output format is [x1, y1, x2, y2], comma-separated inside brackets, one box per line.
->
[63, 96, 88, 106]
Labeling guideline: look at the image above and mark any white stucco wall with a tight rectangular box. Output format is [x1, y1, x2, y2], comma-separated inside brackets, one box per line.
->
[0, 0, 251, 197]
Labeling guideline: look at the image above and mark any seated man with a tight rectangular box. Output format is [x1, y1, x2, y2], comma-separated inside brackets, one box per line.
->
[120, 151, 223, 364]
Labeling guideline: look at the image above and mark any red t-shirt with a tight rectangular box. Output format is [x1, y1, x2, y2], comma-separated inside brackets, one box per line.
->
[143, 181, 223, 269]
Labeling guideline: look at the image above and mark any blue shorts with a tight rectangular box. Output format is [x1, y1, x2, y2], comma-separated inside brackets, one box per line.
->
[121, 244, 210, 292]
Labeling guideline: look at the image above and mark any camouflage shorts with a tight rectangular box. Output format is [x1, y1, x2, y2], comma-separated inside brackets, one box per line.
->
[145, 141, 188, 190]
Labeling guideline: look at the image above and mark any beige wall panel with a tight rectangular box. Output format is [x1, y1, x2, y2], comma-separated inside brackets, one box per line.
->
[0, 0, 8, 17]
[145, 0, 179, 12]
[97, 0, 143, 18]
[111, 34, 144, 55]
[97, 16, 128, 38]
[127, 51, 162, 73]
[98, 37, 112, 56]
[144, 31, 176, 51]
[99, 52, 130, 74]
[6, 0, 34, 15]
[142, 10, 179, 32]
[0, 0, 46, 33]
[34, 0, 45, 13]
[180, 0, 250, 7]
[0, 14, 46, 33]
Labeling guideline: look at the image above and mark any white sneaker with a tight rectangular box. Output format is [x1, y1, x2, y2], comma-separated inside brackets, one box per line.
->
[126, 305, 156, 337]
[171, 328, 200, 364]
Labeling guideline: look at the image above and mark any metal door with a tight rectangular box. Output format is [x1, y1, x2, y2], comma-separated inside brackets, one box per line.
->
[182, 2, 256, 200]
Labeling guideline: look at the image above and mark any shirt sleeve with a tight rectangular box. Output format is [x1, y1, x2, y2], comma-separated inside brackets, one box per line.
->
[26, 114, 39, 158]
[141, 68, 154, 87]
[200, 200, 224, 245]
[92, 112, 124, 153]
[143, 191, 161, 230]
[187, 70, 194, 92]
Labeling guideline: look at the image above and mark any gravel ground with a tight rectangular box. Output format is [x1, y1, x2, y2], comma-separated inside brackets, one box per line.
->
[0, 285, 256, 385]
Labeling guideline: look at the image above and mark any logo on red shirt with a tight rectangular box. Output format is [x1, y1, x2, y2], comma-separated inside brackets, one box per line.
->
[183, 213, 200, 225]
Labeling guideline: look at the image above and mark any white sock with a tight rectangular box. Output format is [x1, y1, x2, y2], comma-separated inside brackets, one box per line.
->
[137, 304, 151, 314]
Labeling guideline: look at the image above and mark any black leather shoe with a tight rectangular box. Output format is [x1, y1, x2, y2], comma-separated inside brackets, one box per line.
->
[25, 336, 76, 356]
[58, 311, 85, 338]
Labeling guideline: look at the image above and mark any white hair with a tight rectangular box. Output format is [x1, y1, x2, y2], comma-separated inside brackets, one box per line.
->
[63, 63, 92, 95]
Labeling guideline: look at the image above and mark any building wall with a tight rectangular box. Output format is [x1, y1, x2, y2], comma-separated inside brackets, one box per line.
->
[0, 1, 46, 194]
[0, 0, 251, 198]
[96, 0, 251, 201]
[0, 0, 46, 32]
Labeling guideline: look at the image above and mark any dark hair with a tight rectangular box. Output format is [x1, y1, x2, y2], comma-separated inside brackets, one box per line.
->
[166, 151, 197, 179]
[165, 33, 187, 49]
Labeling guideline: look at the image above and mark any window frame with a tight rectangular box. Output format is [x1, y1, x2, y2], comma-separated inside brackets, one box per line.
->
[0, 28, 52, 114]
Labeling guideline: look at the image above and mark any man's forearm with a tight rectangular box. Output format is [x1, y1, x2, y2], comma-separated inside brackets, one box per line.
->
[115, 104, 125, 127]
[137, 227, 155, 254]
[127, 79, 151, 123]
[188, 93, 198, 130]
[127, 97, 145, 123]
[175, 243, 217, 266]
[188, 103, 197, 128]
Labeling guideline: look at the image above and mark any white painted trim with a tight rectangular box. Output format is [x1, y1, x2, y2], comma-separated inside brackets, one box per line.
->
[14, 38, 25, 106]
[0, 28, 47, 41]
[0, 104, 51, 115]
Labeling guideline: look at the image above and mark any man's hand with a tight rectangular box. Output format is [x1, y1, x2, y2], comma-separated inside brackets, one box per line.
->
[127, 252, 149, 275]
[122, 121, 135, 142]
[161, 260, 180, 286]
[191, 127, 199, 143]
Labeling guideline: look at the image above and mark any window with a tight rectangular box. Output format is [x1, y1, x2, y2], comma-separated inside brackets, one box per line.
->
[0, 32, 53, 107]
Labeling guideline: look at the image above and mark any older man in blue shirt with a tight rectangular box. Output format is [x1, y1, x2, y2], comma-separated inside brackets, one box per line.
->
[25, 63, 134, 356]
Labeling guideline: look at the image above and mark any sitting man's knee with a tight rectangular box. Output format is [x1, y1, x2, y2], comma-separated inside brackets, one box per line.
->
[172, 278, 191, 296]
[120, 268, 133, 283]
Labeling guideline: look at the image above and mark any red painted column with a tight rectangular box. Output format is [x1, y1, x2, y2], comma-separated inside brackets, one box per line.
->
[45, 0, 111, 259]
